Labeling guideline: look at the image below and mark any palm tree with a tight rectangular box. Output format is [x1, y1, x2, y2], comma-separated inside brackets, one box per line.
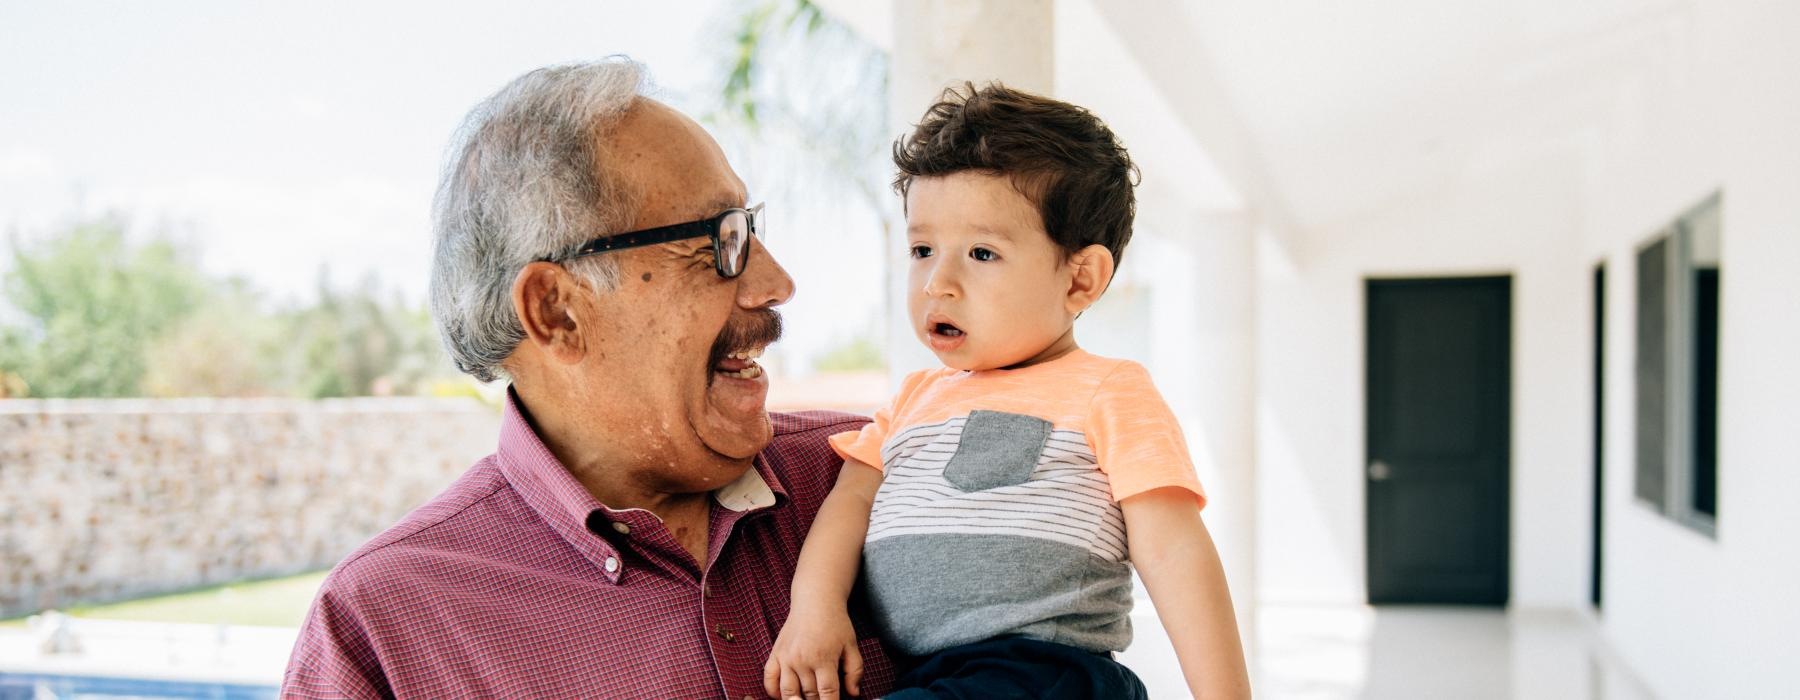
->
[703, 0, 894, 362]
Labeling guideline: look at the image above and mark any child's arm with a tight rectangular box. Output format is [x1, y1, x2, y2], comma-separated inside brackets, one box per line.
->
[1123, 486, 1252, 700]
[763, 458, 884, 700]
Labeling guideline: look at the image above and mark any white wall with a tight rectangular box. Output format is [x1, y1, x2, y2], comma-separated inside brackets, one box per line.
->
[1258, 1, 1800, 696]
[1255, 150, 1594, 609]
[865, 0, 1800, 694]
[1583, 2, 1800, 698]
[1054, 0, 1260, 657]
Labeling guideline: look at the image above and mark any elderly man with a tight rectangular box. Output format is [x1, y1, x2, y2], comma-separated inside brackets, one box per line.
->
[282, 59, 896, 698]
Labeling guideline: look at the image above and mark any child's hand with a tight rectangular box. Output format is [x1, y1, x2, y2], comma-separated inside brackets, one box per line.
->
[762, 605, 863, 699]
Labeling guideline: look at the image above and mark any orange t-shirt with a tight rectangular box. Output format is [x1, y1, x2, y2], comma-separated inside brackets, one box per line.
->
[829, 348, 1205, 507]
[827, 349, 1204, 654]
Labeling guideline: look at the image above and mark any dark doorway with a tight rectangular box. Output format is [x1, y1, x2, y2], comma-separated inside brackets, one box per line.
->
[1593, 264, 1605, 610]
[1366, 276, 1511, 605]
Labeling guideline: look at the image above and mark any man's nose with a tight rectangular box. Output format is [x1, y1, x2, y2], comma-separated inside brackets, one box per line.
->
[738, 237, 795, 308]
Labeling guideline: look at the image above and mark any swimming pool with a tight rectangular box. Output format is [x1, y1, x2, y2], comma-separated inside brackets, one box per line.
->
[0, 672, 277, 699]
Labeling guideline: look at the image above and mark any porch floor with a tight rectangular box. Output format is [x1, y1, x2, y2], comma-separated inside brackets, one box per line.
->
[2, 602, 1657, 698]
[1120, 603, 1656, 699]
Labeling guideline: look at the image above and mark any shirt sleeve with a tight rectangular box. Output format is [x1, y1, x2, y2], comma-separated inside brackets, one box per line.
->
[828, 370, 930, 473]
[1085, 360, 1207, 507]
[281, 580, 393, 700]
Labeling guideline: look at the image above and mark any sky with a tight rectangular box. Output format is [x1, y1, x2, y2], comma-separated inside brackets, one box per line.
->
[0, 0, 889, 373]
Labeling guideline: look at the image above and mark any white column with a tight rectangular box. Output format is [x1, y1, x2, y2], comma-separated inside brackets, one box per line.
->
[1147, 206, 1260, 670]
[885, 0, 1056, 381]
[890, 0, 1054, 111]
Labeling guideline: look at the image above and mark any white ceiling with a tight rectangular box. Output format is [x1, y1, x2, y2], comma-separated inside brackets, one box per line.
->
[1089, 0, 1696, 232]
[819, 0, 1697, 236]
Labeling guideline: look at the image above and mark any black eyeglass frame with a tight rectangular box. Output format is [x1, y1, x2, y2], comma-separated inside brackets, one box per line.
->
[564, 202, 764, 279]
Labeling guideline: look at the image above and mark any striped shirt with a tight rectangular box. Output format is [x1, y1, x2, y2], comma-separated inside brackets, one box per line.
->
[282, 390, 896, 699]
[829, 349, 1204, 655]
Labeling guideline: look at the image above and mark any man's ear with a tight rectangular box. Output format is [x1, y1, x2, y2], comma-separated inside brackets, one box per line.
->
[1065, 244, 1116, 315]
[512, 262, 587, 366]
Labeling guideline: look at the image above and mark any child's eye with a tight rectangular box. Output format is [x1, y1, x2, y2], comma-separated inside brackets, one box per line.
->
[970, 247, 998, 262]
[909, 244, 934, 259]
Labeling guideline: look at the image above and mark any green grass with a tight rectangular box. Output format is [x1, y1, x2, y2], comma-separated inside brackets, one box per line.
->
[1, 570, 329, 629]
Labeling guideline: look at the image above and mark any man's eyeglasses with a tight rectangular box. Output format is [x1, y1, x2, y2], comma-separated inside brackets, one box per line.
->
[565, 203, 764, 279]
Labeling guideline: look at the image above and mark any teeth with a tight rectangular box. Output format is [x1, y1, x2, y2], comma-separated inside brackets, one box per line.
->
[716, 364, 763, 379]
[727, 348, 765, 361]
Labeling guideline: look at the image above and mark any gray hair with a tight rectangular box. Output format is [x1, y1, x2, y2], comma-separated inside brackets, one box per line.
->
[429, 58, 650, 382]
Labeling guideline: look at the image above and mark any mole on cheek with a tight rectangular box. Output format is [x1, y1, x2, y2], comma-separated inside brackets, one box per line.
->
[641, 272, 653, 282]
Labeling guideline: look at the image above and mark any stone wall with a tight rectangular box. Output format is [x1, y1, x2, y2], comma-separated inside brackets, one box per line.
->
[0, 398, 501, 618]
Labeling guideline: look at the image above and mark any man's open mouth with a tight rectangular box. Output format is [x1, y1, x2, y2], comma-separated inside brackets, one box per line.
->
[706, 309, 781, 386]
[713, 346, 765, 380]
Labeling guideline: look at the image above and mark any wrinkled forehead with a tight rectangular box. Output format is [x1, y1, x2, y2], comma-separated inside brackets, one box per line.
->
[602, 99, 748, 230]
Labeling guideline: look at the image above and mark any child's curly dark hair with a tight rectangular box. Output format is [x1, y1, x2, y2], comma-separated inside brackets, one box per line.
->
[893, 82, 1141, 266]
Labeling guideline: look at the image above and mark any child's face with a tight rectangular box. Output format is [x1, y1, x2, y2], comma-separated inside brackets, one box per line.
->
[904, 172, 1080, 371]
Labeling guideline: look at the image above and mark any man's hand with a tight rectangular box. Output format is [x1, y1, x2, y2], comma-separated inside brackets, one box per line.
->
[763, 605, 863, 699]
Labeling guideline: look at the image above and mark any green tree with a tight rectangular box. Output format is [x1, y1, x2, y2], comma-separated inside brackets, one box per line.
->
[279, 271, 446, 398]
[0, 215, 455, 399]
[141, 277, 287, 398]
[712, 0, 891, 218]
[0, 215, 210, 397]
[710, 0, 896, 371]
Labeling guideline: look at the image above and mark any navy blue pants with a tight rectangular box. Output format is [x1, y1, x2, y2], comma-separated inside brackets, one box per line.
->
[883, 637, 1148, 700]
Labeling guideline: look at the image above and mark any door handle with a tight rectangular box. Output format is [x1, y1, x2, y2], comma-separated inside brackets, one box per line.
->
[1369, 460, 1392, 481]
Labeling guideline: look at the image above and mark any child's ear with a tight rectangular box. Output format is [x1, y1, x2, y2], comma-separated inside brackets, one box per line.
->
[1065, 244, 1116, 315]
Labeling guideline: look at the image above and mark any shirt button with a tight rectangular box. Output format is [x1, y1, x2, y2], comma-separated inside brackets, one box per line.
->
[713, 625, 736, 642]
[611, 522, 631, 535]
[603, 556, 619, 573]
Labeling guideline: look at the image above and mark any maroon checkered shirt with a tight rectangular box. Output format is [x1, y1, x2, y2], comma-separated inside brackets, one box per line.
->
[282, 392, 896, 699]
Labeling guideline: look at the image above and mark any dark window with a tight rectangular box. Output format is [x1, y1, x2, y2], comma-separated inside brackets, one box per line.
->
[1693, 267, 1719, 518]
[1633, 192, 1720, 536]
[1634, 239, 1667, 507]
[1593, 264, 1605, 610]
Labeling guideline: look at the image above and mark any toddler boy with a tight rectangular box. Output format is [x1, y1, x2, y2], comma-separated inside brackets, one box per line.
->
[764, 83, 1251, 700]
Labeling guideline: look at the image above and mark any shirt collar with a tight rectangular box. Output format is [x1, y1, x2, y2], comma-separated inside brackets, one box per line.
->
[493, 387, 788, 582]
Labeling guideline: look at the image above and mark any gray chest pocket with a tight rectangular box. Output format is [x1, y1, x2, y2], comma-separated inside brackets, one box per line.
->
[943, 410, 1052, 492]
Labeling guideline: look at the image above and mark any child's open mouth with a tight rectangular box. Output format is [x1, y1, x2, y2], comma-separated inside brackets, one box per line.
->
[926, 317, 966, 352]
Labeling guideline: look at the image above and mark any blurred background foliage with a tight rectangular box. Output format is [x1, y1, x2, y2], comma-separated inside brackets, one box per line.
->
[711, 0, 890, 227]
[0, 214, 455, 399]
[708, 0, 891, 373]
[0, 0, 893, 400]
